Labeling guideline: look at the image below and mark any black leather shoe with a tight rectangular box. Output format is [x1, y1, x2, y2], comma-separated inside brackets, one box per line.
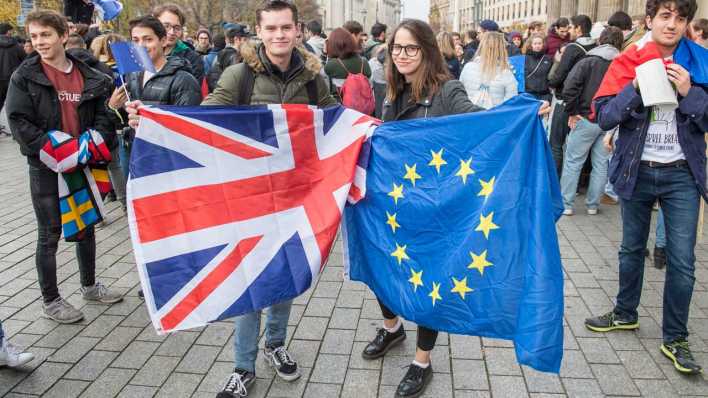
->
[395, 363, 433, 397]
[362, 326, 406, 359]
[653, 247, 666, 269]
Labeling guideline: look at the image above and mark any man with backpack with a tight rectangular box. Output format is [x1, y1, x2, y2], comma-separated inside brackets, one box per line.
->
[126, 2, 336, 396]
[206, 25, 249, 92]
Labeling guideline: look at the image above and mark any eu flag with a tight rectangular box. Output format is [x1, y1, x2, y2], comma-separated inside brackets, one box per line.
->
[110, 42, 156, 75]
[343, 95, 564, 373]
[509, 55, 526, 92]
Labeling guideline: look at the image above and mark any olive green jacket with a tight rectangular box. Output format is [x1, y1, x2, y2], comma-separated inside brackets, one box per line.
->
[203, 43, 337, 107]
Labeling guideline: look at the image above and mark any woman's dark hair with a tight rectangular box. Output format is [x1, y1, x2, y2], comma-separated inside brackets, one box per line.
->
[694, 18, 708, 39]
[646, 0, 698, 22]
[129, 15, 167, 39]
[74, 23, 89, 37]
[325, 27, 358, 59]
[571, 15, 593, 36]
[385, 19, 451, 103]
[599, 26, 624, 50]
[608, 11, 632, 30]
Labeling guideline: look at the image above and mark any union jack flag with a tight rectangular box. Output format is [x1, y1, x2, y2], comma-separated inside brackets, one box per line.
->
[127, 104, 377, 333]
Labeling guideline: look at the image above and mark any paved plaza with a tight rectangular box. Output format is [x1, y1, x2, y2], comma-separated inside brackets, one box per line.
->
[1, 134, 708, 397]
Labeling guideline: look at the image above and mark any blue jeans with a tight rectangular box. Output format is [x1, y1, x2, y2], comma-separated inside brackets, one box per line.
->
[119, 135, 130, 179]
[615, 164, 699, 343]
[233, 300, 292, 373]
[656, 208, 666, 248]
[560, 119, 609, 210]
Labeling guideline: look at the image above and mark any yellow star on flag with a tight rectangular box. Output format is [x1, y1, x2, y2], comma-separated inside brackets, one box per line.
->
[455, 158, 475, 184]
[478, 177, 495, 199]
[467, 250, 493, 276]
[408, 268, 424, 292]
[388, 183, 404, 205]
[386, 211, 400, 233]
[403, 164, 422, 186]
[475, 212, 500, 239]
[451, 276, 474, 299]
[428, 149, 447, 174]
[390, 243, 410, 265]
[429, 282, 442, 306]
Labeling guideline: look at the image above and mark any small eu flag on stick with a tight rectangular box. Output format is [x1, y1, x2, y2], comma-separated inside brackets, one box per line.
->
[110, 42, 156, 75]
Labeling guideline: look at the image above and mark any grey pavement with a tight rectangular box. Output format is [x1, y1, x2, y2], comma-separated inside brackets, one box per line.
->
[1, 133, 708, 397]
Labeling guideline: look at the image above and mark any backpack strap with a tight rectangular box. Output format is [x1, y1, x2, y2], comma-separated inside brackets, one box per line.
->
[305, 79, 318, 106]
[237, 64, 255, 105]
[336, 58, 350, 76]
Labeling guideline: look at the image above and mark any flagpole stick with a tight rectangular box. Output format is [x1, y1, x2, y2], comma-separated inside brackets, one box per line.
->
[119, 74, 132, 103]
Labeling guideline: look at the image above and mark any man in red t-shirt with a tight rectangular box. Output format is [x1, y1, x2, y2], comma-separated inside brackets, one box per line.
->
[6, 10, 123, 325]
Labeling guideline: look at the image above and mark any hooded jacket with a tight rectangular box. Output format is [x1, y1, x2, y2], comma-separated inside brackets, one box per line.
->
[549, 36, 597, 95]
[6, 52, 114, 167]
[203, 43, 337, 107]
[562, 44, 620, 118]
[0, 35, 25, 81]
[124, 56, 201, 106]
[167, 40, 205, 82]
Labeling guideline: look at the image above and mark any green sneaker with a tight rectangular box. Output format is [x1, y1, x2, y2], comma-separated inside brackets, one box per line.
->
[661, 339, 703, 375]
[584, 311, 639, 332]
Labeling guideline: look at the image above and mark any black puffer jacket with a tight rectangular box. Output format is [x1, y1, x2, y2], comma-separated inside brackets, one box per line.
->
[382, 80, 483, 121]
[168, 40, 205, 82]
[125, 56, 202, 106]
[6, 52, 115, 168]
[548, 36, 596, 95]
[0, 35, 25, 81]
[562, 44, 620, 118]
[66, 48, 113, 79]
[524, 50, 552, 99]
[207, 46, 241, 92]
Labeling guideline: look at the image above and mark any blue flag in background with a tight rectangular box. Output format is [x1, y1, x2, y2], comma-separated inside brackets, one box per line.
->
[95, 0, 123, 21]
[110, 42, 155, 75]
[509, 55, 526, 92]
[343, 95, 564, 373]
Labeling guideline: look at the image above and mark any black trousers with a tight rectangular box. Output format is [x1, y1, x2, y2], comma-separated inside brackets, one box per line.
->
[378, 298, 438, 351]
[29, 165, 96, 303]
[549, 101, 570, 179]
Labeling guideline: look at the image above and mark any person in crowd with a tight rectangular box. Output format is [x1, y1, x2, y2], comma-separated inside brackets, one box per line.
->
[437, 31, 461, 78]
[195, 29, 212, 56]
[455, 42, 464, 63]
[324, 27, 372, 90]
[203, 33, 225, 77]
[305, 20, 326, 58]
[64, 0, 94, 25]
[545, 17, 571, 57]
[525, 21, 544, 41]
[559, 27, 623, 216]
[126, 3, 338, 396]
[0, 319, 34, 367]
[363, 22, 387, 59]
[451, 31, 462, 47]
[462, 29, 479, 63]
[296, 22, 316, 54]
[691, 18, 708, 47]
[548, 14, 596, 178]
[6, 10, 124, 324]
[153, 3, 205, 82]
[460, 31, 518, 109]
[23, 40, 35, 55]
[207, 26, 248, 92]
[369, 44, 387, 118]
[0, 23, 26, 136]
[343, 20, 366, 51]
[366, 18, 485, 398]
[522, 33, 552, 103]
[607, 11, 638, 50]
[509, 31, 523, 51]
[587, 0, 706, 376]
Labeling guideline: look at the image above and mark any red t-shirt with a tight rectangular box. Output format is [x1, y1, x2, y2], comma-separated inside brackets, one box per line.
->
[42, 61, 84, 137]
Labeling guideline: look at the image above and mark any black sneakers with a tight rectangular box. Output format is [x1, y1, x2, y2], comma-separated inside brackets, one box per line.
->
[653, 247, 666, 269]
[362, 326, 406, 359]
[216, 369, 255, 398]
[585, 311, 639, 332]
[264, 344, 300, 381]
[396, 362, 433, 397]
[661, 339, 703, 375]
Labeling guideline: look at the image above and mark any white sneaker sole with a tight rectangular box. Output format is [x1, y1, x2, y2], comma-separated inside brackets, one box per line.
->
[83, 295, 124, 304]
[0, 353, 35, 368]
[42, 312, 84, 324]
[264, 353, 301, 381]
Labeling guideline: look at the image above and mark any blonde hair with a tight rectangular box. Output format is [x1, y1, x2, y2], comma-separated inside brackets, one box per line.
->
[475, 32, 509, 80]
[90, 33, 125, 64]
[436, 31, 455, 60]
[523, 33, 545, 54]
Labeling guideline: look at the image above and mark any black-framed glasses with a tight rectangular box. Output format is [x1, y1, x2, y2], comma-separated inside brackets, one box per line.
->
[391, 44, 421, 57]
[162, 23, 183, 33]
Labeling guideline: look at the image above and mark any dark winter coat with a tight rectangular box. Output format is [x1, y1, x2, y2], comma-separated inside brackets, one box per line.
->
[124, 56, 202, 106]
[207, 47, 241, 93]
[168, 40, 205, 82]
[562, 45, 619, 118]
[595, 84, 708, 201]
[523, 50, 552, 99]
[66, 48, 113, 79]
[445, 56, 461, 79]
[549, 37, 596, 95]
[0, 35, 25, 81]
[64, 0, 94, 24]
[382, 80, 483, 122]
[6, 52, 115, 168]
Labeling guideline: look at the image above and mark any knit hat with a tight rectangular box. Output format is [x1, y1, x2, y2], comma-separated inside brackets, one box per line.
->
[479, 19, 500, 32]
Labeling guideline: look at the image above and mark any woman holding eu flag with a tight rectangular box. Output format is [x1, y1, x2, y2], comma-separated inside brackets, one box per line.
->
[362, 19, 484, 398]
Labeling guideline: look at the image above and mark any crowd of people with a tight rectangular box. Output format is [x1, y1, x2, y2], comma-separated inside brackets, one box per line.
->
[0, 0, 707, 396]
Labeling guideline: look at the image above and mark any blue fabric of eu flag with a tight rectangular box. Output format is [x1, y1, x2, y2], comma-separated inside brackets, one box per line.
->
[509, 55, 526, 92]
[343, 94, 564, 373]
[110, 42, 156, 75]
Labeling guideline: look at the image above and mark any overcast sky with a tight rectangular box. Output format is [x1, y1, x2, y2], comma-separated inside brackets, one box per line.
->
[401, 0, 430, 22]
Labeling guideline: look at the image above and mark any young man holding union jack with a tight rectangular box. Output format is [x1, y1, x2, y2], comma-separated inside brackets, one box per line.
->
[585, 0, 707, 376]
[128, 1, 337, 397]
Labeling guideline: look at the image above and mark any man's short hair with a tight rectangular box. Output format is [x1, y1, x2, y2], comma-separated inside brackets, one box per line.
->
[608, 11, 632, 30]
[152, 3, 186, 26]
[554, 17, 570, 29]
[25, 10, 69, 37]
[65, 33, 86, 49]
[0, 23, 12, 35]
[646, 0, 698, 22]
[343, 20, 363, 35]
[371, 22, 387, 38]
[129, 15, 167, 39]
[599, 26, 624, 50]
[256, 0, 299, 26]
[307, 20, 322, 35]
[571, 15, 593, 36]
